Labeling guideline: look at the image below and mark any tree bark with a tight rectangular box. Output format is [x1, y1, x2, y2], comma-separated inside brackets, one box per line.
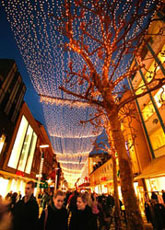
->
[112, 154, 122, 230]
[106, 128, 122, 229]
[108, 111, 144, 230]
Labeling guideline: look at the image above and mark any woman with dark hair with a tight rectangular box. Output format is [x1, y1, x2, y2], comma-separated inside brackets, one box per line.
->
[38, 190, 68, 230]
[69, 193, 98, 230]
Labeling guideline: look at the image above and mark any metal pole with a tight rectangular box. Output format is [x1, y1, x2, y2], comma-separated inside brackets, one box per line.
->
[36, 151, 44, 197]
[54, 168, 59, 193]
[55, 174, 58, 192]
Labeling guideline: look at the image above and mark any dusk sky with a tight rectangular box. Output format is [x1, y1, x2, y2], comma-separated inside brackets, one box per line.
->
[0, 3, 45, 127]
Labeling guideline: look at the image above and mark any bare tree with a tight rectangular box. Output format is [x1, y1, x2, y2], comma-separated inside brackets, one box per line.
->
[46, 1, 165, 229]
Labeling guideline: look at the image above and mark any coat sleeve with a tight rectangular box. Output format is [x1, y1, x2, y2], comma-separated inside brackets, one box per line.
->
[37, 210, 45, 230]
[63, 209, 69, 230]
[88, 210, 98, 230]
[69, 211, 77, 230]
[32, 201, 39, 222]
[27, 200, 39, 229]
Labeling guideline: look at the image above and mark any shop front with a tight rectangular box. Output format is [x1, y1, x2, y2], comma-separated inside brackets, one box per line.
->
[135, 155, 165, 198]
[0, 170, 37, 197]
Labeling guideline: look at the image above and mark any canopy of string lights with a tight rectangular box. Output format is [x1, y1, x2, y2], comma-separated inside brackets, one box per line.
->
[2, 0, 157, 187]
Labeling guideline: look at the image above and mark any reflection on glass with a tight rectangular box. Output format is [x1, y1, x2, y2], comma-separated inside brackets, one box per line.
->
[150, 127, 165, 151]
[25, 132, 37, 174]
[154, 85, 165, 108]
[18, 125, 33, 171]
[8, 116, 28, 169]
[142, 102, 155, 121]
[0, 134, 6, 154]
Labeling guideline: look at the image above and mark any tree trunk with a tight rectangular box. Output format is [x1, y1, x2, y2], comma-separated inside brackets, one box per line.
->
[112, 154, 122, 230]
[106, 129, 122, 229]
[108, 111, 144, 230]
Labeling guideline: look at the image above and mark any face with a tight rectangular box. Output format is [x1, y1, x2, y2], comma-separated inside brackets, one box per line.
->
[77, 197, 87, 210]
[53, 195, 64, 209]
[25, 184, 34, 198]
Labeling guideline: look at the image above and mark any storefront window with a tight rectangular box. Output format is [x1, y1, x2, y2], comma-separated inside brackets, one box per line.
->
[142, 101, 155, 121]
[145, 177, 165, 194]
[150, 127, 165, 151]
[0, 134, 6, 154]
[8, 116, 28, 169]
[154, 85, 165, 108]
[8, 115, 38, 172]
[0, 178, 9, 197]
[25, 132, 37, 174]
[17, 125, 33, 171]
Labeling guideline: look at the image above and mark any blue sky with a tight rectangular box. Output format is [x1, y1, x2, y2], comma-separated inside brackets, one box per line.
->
[0, 3, 45, 126]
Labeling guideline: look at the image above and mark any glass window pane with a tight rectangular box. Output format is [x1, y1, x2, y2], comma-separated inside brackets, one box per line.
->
[17, 125, 33, 171]
[25, 132, 37, 174]
[150, 127, 165, 151]
[8, 116, 28, 169]
[0, 134, 6, 155]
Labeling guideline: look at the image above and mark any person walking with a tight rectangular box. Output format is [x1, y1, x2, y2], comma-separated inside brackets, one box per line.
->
[12, 180, 39, 230]
[67, 190, 79, 214]
[38, 190, 68, 230]
[69, 193, 98, 230]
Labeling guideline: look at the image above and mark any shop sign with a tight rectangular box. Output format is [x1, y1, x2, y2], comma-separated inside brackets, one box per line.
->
[101, 176, 107, 181]
[16, 170, 24, 177]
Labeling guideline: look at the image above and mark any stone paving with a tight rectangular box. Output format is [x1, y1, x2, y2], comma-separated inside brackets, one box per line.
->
[109, 223, 153, 230]
[108, 215, 153, 230]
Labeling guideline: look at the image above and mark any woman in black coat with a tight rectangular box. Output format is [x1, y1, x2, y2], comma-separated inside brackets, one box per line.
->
[69, 193, 98, 230]
[38, 190, 68, 230]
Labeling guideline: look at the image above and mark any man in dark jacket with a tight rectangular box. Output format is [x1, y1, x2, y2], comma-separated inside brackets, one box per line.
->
[12, 180, 39, 230]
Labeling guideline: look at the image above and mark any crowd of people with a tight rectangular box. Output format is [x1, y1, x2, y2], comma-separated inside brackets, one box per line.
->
[0, 181, 117, 230]
[144, 191, 165, 230]
[0, 181, 165, 230]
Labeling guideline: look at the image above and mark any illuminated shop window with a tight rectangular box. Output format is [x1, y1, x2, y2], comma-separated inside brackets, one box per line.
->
[0, 134, 6, 154]
[154, 85, 165, 108]
[145, 177, 165, 193]
[18, 125, 33, 171]
[10, 179, 18, 193]
[8, 116, 28, 169]
[0, 178, 9, 197]
[8, 115, 38, 173]
[135, 80, 146, 95]
[144, 44, 165, 83]
[135, 44, 165, 95]
[142, 101, 155, 121]
[157, 44, 165, 65]
[25, 132, 37, 174]
[150, 127, 165, 150]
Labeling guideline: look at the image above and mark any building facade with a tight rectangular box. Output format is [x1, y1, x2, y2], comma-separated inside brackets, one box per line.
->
[0, 59, 26, 167]
[129, 11, 165, 195]
[0, 59, 56, 197]
[0, 102, 56, 197]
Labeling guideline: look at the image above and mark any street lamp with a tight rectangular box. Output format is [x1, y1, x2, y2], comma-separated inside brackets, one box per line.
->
[36, 144, 49, 197]
[54, 167, 60, 193]
[39, 144, 49, 148]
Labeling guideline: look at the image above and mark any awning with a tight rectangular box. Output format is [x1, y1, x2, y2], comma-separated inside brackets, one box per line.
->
[135, 155, 165, 180]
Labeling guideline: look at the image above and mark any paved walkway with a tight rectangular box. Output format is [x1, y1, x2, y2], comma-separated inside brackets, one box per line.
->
[109, 216, 153, 230]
